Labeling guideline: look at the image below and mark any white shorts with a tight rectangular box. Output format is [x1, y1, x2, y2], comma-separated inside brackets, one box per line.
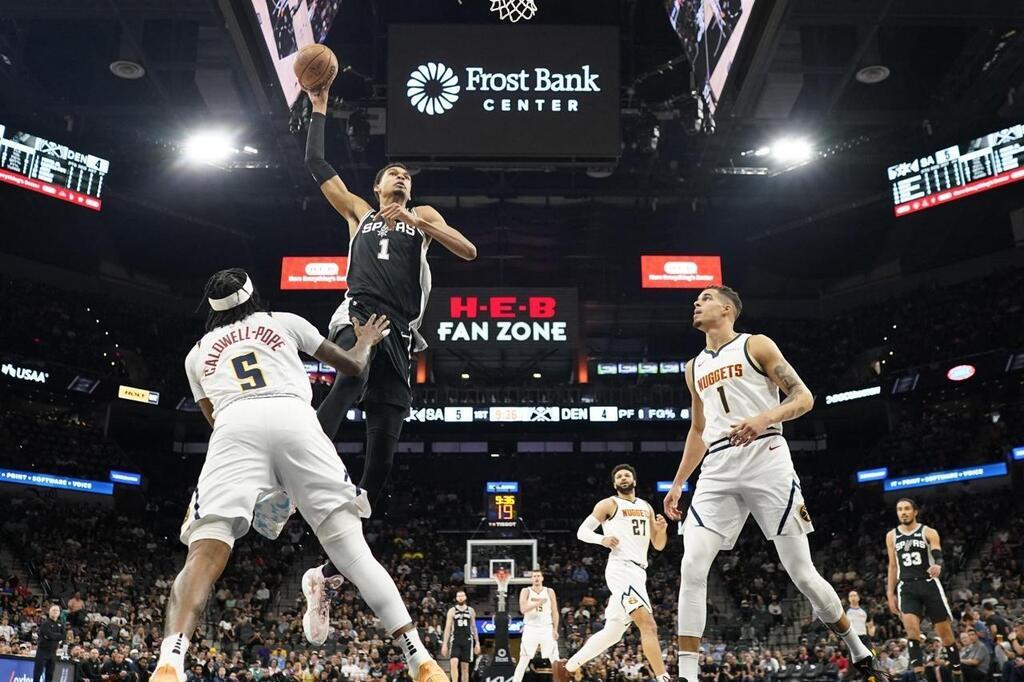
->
[604, 560, 651, 624]
[180, 397, 369, 546]
[683, 435, 813, 550]
[519, 626, 559, 661]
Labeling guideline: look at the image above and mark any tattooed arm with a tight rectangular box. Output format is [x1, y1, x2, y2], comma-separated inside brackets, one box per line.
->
[727, 334, 814, 446]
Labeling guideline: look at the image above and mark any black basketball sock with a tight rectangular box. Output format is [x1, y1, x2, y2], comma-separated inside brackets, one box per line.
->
[909, 640, 923, 671]
[945, 645, 961, 675]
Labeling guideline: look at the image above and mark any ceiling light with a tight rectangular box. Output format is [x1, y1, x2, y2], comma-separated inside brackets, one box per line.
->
[532, 372, 542, 379]
[460, 372, 470, 380]
[182, 131, 236, 165]
[771, 138, 813, 163]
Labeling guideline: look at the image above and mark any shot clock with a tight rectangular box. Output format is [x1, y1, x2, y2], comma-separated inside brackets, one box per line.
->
[485, 481, 520, 528]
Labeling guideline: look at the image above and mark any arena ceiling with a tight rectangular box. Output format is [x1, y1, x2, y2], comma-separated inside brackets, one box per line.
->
[1, 0, 1023, 337]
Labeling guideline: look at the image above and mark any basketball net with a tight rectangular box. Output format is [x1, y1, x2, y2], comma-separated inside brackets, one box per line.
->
[490, 0, 537, 22]
[493, 568, 511, 611]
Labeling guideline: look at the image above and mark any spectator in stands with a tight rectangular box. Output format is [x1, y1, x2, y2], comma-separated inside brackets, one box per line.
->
[959, 631, 990, 682]
[33, 604, 63, 682]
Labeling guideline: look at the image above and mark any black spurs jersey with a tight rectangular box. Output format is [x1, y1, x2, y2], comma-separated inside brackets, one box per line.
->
[451, 606, 473, 642]
[894, 524, 933, 581]
[339, 208, 431, 331]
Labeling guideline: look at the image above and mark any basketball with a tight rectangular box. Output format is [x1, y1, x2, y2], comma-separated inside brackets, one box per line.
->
[293, 43, 338, 91]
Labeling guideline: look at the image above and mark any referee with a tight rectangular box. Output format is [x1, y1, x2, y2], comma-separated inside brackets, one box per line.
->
[846, 590, 872, 647]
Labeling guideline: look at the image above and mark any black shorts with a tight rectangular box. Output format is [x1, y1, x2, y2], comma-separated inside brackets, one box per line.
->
[897, 579, 951, 623]
[449, 638, 474, 662]
[329, 303, 413, 410]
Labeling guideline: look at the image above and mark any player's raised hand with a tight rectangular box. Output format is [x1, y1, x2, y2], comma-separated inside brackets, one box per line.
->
[663, 485, 684, 521]
[352, 314, 391, 346]
[601, 536, 620, 550]
[653, 514, 668, 533]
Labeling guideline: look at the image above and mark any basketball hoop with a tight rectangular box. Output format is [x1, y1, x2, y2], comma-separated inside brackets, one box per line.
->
[492, 568, 511, 595]
[490, 0, 537, 23]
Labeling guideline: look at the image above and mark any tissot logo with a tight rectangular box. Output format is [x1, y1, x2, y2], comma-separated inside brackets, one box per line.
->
[407, 62, 460, 115]
[407, 62, 603, 115]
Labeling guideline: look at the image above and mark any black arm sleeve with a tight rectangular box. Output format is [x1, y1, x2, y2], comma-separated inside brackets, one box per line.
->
[305, 112, 338, 185]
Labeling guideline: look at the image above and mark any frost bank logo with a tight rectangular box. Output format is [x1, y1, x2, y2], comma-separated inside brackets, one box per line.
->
[406, 62, 460, 115]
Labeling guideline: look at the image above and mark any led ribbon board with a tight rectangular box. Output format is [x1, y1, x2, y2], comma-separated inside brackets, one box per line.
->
[0, 468, 114, 495]
[883, 462, 1008, 491]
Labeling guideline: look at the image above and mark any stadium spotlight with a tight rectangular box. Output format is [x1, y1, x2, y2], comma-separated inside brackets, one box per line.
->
[771, 137, 813, 163]
[182, 130, 236, 165]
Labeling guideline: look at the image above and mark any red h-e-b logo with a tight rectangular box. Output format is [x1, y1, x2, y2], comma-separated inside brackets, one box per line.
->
[449, 296, 558, 319]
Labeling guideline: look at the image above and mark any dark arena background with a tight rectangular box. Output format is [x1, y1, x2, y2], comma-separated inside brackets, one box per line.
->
[1, 2, 1024, 682]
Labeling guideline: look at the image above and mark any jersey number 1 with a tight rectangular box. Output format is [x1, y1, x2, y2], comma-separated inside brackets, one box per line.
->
[716, 386, 731, 413]
[232, 352, 267, 391]
[377, 238, 390, 260]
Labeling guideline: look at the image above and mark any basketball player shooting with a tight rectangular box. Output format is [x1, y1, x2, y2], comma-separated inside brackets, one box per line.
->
[440, 591, 480, 682]
[513, 570, 559, 682]
[663, 285, 890, 682]
[150, 269, 447, 682]
[886, 498, 961, 682]
[553, 465, 671, 682]
[299, 65, 478, 645]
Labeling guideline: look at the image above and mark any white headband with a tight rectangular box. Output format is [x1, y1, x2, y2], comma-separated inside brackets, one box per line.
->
[208, 275, 254, 311]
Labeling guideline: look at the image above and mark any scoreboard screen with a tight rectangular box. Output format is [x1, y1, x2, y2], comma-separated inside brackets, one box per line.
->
[889, 123, 1024, 217]
[486, 481, 520, 527]
[0, 123, 108, 211]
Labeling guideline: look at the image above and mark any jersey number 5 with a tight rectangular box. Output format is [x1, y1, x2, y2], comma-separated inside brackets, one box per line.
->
[232, 352, 267, 391]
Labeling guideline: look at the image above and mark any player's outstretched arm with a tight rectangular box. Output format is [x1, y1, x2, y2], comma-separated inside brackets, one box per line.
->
[305, 84, 373, 238]
[313, 314, 390, 375]
[924, 526, 943, 579]
[728, 334, 814, 446]
[577, 498, 617, 548]
[885, 530, 900, 615]
[664, 361, 706, 520]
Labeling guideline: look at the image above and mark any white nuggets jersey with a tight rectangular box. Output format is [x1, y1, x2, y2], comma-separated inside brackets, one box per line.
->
[523, 587, 554, 629]
[690, 333, 781, 450]
[185, 312, 326, 419]
[603, 496, 652, 569]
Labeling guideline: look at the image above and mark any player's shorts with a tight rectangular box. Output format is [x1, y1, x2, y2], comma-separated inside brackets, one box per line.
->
[604, 559, 651, 625]
[519, 626, 559, 661]
[683, 434, 813, 550]
[179, 397, 370, 546]
[328, 299, 414, 411]
[897, 579, 952, 623]
[449, 637, 474, 662]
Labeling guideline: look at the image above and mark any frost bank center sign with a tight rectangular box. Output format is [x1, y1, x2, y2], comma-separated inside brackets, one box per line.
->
[388, 24, 620, 159]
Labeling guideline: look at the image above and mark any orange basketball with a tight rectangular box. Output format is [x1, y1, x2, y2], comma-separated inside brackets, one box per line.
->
[293, 43, 338, 91]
